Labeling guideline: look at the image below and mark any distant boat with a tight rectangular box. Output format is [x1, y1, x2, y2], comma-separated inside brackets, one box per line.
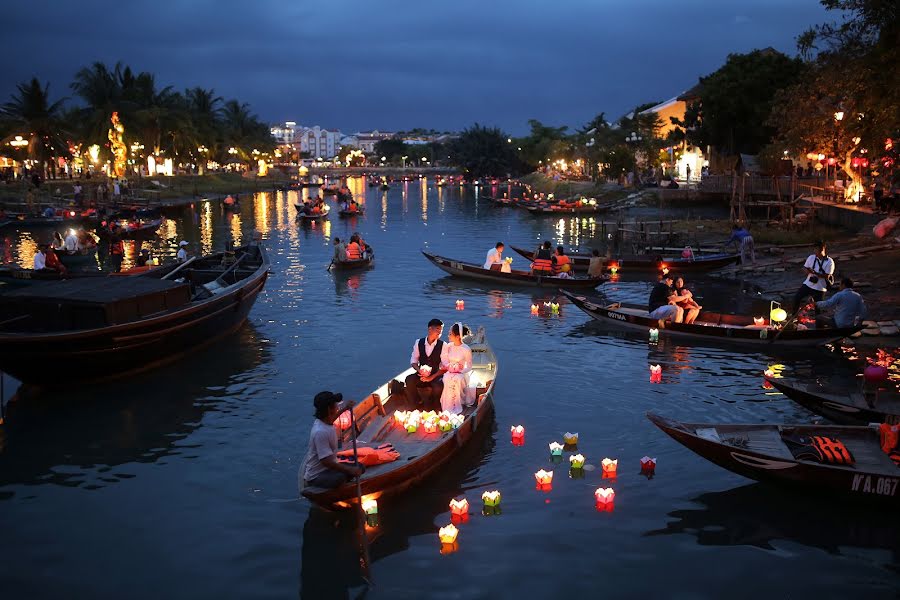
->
[422, 251, 607, 289]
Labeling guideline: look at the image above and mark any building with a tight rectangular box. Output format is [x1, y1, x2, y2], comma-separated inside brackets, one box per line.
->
[270, 121, 297, 145]
[295, 126, 344, 159]
[637, 90, 706, 181]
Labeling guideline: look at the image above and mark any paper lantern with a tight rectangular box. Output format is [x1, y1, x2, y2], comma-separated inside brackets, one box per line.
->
[549, 442, 563, 456]
[440, 541, 459, 554]
[640, 456, 656, 473]
[753, 317, 765, 326]
[482, 490, 501, 507]
[438, 524, 459, 544]
[337, 410, 352, 431]
[419, 364, 433, 377]
[449, 498, 469, 516]
[864, 365, 889, 383]
[550, 302, 560, 314]
[423, 418, 438, 434]
[649, 328, 659, 343]
[362, 498, 378, 515]
[449, 414, 464, 429]
[595, 487, 615, 511]
[601, 458, 618, 478]
[531, 304, 539, 315]
[406, 420, 418, 434]
[439, 420, 453, 432]
[770, 307, 787, 323]
[563, 432, 579, 445]
[650, 364, 662, 383]
[394, 410, 409, 426]
[456, 299, 465, 310]
[569, 454, 585, 469]
[534, 469, 553, 485]
[609, 262, 619, 275]
[511, 425, 525, 444]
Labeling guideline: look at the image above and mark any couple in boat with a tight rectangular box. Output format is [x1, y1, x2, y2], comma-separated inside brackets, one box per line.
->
[405, 318, 474, 415]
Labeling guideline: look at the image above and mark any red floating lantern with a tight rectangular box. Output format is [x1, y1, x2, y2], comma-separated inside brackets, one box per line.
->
[456, 299, 465, 310]
[594, 487, 615, 511]
[535, 469, 553, 491]
[449, 498, 469, 517]
[650, 364, 662, 383]
[640, 456, 656, 474]
[601, 458, 618, 478]
[510, 425, 525, 445]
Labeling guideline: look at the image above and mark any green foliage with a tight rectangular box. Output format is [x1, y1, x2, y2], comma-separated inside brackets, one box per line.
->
[517, 119, 570, 168]
[0, 78, 70, 174]
[373, 137, 406, 162]
[448, 123, 522, 178]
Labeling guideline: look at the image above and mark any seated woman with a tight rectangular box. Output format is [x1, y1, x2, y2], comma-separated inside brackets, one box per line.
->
[672, 276, 702, 324]
[531, 241, 554, 274]
[439, 323, 474, 415]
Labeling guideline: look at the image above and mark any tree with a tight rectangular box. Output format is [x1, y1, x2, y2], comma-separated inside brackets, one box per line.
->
[517, 119, 570, 168]
[373, 138, 406, 163]
[70, 62, 134, 159]
[448, 124, 521, 178]
[0, 78, 70, 177]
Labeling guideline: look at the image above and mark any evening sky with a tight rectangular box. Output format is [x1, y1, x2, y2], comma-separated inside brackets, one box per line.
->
[1, 0, 831, 134]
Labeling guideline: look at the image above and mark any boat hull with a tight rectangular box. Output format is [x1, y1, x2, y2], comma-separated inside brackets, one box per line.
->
[332, 256, 374, 271]
[768, 377, 900, 425]
[511, 246, 739, 272]
[422, 252, 605, 289]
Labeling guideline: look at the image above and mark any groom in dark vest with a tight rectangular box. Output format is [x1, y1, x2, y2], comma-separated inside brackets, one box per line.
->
[405, 318, 445, 410]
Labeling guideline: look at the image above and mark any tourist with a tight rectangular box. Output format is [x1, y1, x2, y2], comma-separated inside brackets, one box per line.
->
[43, 243, 67, 276]
[345, 235, 362, 261]
[405, 318, 444, 410]
[685, 164, 692, 182]
[552, 246, 571, 278]
[109, 227, 125, 273]
[53, 231, 65, 252]
[814, 277, 866, 329]
[176, 240, 189, 262]
[725, 223, 755, 264]
[332, 237, 346, 263]
[353, 232, 369, 258]
[135, 248, 151, 268]
[33, 244, 48, 271]
[793, 241, 835, 311]
[299, 391, 363, 491]
[531, 241, 554, 274]
[648, 272, 683, 324]
[587, 249, 605, 278]
[483, 242, 504, 270]
[673, 276, 702, 324]
[113, 180, 121, 200]
[439, 323, 473, 415]
[73, 182, 83, 206]
[64, 229, 78, 253]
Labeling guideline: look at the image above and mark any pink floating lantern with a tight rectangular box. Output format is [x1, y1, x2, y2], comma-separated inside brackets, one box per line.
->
[510, 425, 525, 445]
[601, 458, 618, 478]
[650, 364, 662, 383]
[456, 299, 465, 311]
[449, 498, 469, 517]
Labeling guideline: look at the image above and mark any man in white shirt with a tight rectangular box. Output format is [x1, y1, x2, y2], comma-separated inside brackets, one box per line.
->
[64, 230, 78, 252]
[483, 242, 504, 270]
[793, 241, 835, 311]
[299, 391, 363, 491]
[404, 318, 445, 409]
[176, 240, 189, 262]
[33, 246, 47, 270]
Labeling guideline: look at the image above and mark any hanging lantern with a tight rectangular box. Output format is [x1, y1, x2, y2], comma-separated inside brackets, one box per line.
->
[438, 523, 459, 544]
[336, 410, 353, 431]
[827, 157, 837, 166]
[640, 456, 656, 474]
[456, 299, 465, 310]
[482, 490, 501, 507]
[601, 458, 618, 478]
[770, 308, 787, 323]
[449, 498, 469, 516]
[649, 328, 659, 343]
[650, 364, 662, 383]
[511, 425, 525, 445]
[531, 304, 539, 315]
[569, 454, 585, 469]
[595, 487, 615, 511]
[753, 317, 765, 326]
[549, 442, 564, 456]
[563, 432, 579, 445]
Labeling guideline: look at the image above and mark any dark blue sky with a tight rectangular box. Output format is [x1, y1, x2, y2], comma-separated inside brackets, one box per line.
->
[2, 0, 830, 135]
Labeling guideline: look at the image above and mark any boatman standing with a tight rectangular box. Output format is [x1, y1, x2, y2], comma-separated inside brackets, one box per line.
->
[405, 319, 445, 410]
[300, 391, 363, 492]
[177, 240, 189, 262]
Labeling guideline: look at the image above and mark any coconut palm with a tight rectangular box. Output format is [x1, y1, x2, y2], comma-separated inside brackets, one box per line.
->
[0, 78, 70, 178]
[70, 62, 133, 155]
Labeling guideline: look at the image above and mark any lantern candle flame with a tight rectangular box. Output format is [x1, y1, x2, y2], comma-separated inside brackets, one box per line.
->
[438, 523, 459, 544]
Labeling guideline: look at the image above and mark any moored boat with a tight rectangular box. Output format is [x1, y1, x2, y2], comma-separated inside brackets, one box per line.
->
[560, 289, 861, 347]
[648, 412, 900, 505]
[422, 251, 607, 289]
[302, 326, 498, 508]
[767, 376, 900, 425]
[511, 246, 739, 273]
[0, 242, 269, 385]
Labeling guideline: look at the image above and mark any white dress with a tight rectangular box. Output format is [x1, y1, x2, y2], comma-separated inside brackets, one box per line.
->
[439, 342, 474, 414]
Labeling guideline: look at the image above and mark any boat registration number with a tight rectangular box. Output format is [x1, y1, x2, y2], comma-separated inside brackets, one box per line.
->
[606, 311, 626, 321]
[851, 474, 899, 496]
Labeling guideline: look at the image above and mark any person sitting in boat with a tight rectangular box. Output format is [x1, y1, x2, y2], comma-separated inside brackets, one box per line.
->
[347, 200, 359, 213]
[177, 240, 189, 262]
[814, 277, 866, 329]
[135, 248, 151, 267]
[76, 228, 97, 251]
[64, 229, 78, 253]
[648, 272, 683, 324]
[531, 241, 554, 274]
[439, 323, 474, 415]
[223, 195, 235, 207]
[483, 242, 505, 271]
[338, 197, 349, 212]
[300, 391, 364, 491]
[53, 231, 66, 252]
[587, 249, 605, 278]
[345, 235, 363, 261]
[332, 237, 346, 263]
[405, 319, 445, 410]
[353, 232, 370, 258]
[672, 276, 702, 324]
[297, 201, 310, 216]
[311, 202, 323, 215]
[43, 243, 67, 276]
[552, 246, 571, 278]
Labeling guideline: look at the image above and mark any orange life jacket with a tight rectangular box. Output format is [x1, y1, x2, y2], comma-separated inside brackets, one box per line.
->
[349, 204, 358, 213]
[879, 423, 899, 454]
[552, 254, 570, 274]
[810, 436, 855, 465]
[312, 206, 321, 214]
[346, 242, 362, 260]
[336, 443, 400, 466]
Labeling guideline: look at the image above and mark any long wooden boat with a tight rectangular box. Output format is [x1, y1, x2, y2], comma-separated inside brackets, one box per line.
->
[0, 242, 269, 385]
[331, 255, 374, 271]
[294, 205, 330, 221]
[57, 248, 99, 268]
[648, 413, 900, 505]
[560, 289, 861, 347]
[512, 246, 739, 273]
[767, 376, 900, 425]
[526, 204, 604, 215]
[338, 208, 365, 218]
[423, 251, 607, 289]
[302, 326, 498, 508]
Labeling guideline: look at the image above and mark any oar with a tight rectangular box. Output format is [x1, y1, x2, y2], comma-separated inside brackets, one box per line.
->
[326, 259, 334, 272]
[349, 406, 373, 586]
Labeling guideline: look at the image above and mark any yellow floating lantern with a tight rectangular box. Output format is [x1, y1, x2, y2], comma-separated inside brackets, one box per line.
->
[549, 442, 564, 456]
[439, 420, 453, 432]
[438, 523, 459, 544]
[563, 432, 579, 445]
[601, 458, 618, 478]
[569, 454, 585, 469]
[406, 420, 418, 434]
[550, 302, 560, 314]
[481, 490, 501, 507]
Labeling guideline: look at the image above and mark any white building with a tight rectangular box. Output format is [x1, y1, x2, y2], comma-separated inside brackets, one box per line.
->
[296, 126, 343, 159]
[270, 121, 297, 145]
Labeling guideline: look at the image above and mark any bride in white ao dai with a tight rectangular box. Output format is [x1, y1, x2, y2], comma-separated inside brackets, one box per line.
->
[439, 323, 474, 414]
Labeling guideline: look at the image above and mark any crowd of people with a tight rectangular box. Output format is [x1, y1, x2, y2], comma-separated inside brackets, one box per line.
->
[331, 233, 372, 263]
[296, 197, 328, 217]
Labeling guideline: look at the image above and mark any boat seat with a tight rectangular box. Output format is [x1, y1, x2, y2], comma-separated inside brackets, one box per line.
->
[202, 280, 226, 295]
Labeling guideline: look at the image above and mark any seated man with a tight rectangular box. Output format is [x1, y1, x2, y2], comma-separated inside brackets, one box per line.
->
[648, 273, 683, 325]
[587, 249, 605, 278]
[815, 277, 866, 329]
[405, 319, 445, 410]
[299, 391, 363, 491]
[483, 242, 504, 271]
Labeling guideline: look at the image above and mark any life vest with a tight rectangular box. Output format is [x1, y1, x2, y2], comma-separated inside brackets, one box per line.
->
[879, 424, 900, 464]
[45, 249, 62, 269]
[810, 436, 855, 465]
[532, 248, 553, 272]
[311, 206, 321, 214]
[552, 254, 570, 274]
[110, 240, 124, 255]
[346, 242, 362, 260]
[349, 204, 358, 213]
[336, 443, 400, 466]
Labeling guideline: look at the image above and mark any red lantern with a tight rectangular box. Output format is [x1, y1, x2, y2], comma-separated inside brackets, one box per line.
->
[594, 487, 615, 512]
[534, 469, 553, 491]
[864, 365, 889, 384]
[510, 425, 525, 445]
[753, 317, 765, 326]
[601, 458, 617, 478]
[456, 299, 464, 310]
[336, 410, 352, 431]
[449, 498, 469, 517]
[827, 157, 837, 166]
[640, 456, 656, 474]
[650, 364, 662, 383]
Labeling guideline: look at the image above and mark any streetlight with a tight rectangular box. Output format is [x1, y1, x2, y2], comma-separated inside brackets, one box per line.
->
[401, 155, 408, 168]
[9, 135, 28, 148]
[834, 111, 844, 121]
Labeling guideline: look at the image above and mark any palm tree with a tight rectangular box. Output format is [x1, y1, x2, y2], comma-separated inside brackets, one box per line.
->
[0, 78, 70, 178]
[186, 87, 222, 146]
[70, 62, 131, 155]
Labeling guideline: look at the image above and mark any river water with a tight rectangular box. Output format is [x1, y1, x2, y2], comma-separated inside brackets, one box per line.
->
[0, 179, 897, 599]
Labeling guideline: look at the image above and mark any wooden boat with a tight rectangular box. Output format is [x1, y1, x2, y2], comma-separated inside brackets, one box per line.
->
[0, 242, 269, 385]
[526, 203, 604, 215]
[294, 205, 330, 221]
[767, 376, 900, 425]
[321, 186, 339, 196]
[559, 289, 862, 347]
[338, 208, 364, 218]
[331, 255, 374, 271]
[422, 251, 607, 289]
[511, 246, 739, 273]
[57, 247, 99, 269]
[302, 326, 498, 508]
[98, 218, 162, 239]
[648, 412, 900, 506]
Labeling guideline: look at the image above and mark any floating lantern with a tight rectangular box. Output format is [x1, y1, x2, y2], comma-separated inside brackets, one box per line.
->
[864, 365, 889, 384]
[550, 302, 560, 314]
[535, 469, 554, 490]
[563, 432, 579, 445]
[422, 410, 437, 422]
[753, 317, 765, 326]
[595, 487, 615, 511]
[438, 523, 459, 544]
[650, 364, 662, 383]
[423, 417, 438, 434]
[569, 454, 585, 469]
[660, 265, 669, 275]
[482, 490, 501, 507]
[511, 425, 525, 445]
[419, 364, 433, 377]
[394, 410, 408, 425]
[439, 418, 453, 432]
[449, 414, 464, 429]
[505, 256, 513, 264]
[362, 498, 378, 515]
[649, 328, 659, 343]
[449, 498, 469, 517]
[440, 541, 459, 554]
[336, 410, 352, 431]
[640, 456, 656, 473]
[601, 458, 618, 478]
[406, 420, 418, 434]
[549, 442, 564, 456]
[456, 299, 465, 310]
[531, 304, 539, 315]
[609, 262, 619, 275]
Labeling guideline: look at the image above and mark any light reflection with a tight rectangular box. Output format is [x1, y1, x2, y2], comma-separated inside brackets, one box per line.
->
[254, 191, 270, 236]
[200, 201, 213, 255]
[230, 212, 243, 246]
[381, 195, 388, 229]
[347, 176, 366, 206]
[15, 233, 38, 269]
[421, 178, 428, 222]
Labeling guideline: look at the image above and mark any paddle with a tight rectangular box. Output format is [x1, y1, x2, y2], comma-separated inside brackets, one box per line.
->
[349, 406, 373, 586]
[326, 259, 334, 272]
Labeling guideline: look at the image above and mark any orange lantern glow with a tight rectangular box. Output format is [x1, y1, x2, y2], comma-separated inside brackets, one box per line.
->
[438, 523, 459, 544]
[336, 410, 352, 431]
[456, 299, 465, 310]
[650, 364, 662, 383]
[535, 469, 554, 490]
[511, 425, 525, 445]
[753, 317, 765, 326]
[609, 262, 619, 275]
[531, 304, 539, 315]
[449, 498, 469, 516]
[601, 458, 618, 478]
